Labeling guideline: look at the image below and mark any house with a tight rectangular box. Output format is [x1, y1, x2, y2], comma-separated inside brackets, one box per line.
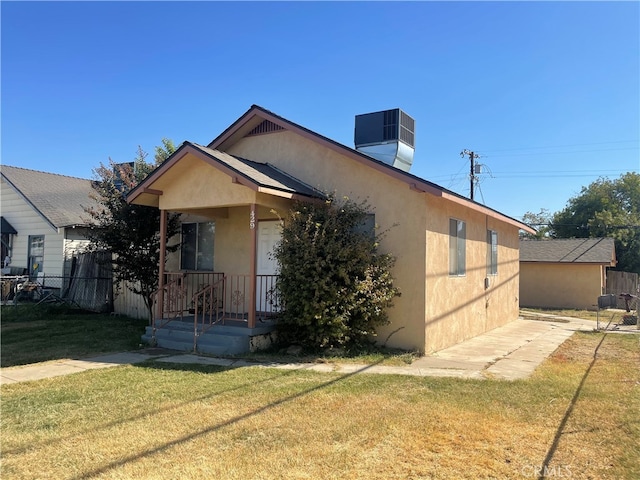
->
[128, 105, 535, 354]
[519, 237, 617, 310]
[0, 165, 108, 307]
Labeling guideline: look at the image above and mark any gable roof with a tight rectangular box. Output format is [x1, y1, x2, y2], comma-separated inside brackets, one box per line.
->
[0, 165, 96, 229]
[131, 104, 534, 233]
[185, 142, 324, 199]
[127, 142, 325, 205]
[520, 237, 617, 265]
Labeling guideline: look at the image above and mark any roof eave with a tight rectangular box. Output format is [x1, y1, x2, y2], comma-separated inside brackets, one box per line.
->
[207, 105, 535, 233]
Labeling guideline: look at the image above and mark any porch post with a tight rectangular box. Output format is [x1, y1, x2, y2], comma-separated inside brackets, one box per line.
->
[157, 209, 167, 320]
[249, 203, 257, 328]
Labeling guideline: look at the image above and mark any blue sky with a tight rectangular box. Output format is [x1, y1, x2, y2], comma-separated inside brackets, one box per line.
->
[2, 1, 639, 221]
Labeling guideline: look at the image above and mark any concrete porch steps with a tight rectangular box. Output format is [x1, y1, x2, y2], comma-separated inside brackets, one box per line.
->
[141, 317, 276, 355]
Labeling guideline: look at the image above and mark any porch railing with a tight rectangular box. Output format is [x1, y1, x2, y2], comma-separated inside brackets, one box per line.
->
[155, 272, 280, 324]
[154, 272, 225, 326]
[192, 274, 281, 328]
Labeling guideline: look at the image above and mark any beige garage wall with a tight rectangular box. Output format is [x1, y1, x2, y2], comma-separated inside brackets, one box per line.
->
[520, 263, 604, 310]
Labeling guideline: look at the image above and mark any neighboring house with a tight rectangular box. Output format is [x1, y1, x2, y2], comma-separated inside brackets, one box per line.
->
[519, 237, 617, 310]
[0, 165, 97, 281]
[129, 105, 534, 354]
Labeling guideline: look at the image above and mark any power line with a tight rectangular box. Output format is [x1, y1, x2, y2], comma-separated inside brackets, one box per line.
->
[484, 147, 638, 158]
[480, 140, 639, 154]
[428, 169, 632, 181]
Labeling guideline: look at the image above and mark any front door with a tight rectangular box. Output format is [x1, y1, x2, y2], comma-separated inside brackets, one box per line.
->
[256, 220, 281, 313]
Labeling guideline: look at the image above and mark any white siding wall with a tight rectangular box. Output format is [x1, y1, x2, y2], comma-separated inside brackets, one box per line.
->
[63, 227, 93, 276]
[113, 280, 149, 320]
[1, 178, 65, 276]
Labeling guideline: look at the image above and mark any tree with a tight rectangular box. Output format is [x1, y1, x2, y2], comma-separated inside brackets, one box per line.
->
[520, 208, 552, 239]
[85, 139, 182, 320]
[551, 172, 640, 274]
[272, 195, 400, 349]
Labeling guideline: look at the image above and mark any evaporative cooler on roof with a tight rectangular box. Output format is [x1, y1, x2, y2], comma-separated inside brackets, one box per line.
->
[354, 108, 415, 172]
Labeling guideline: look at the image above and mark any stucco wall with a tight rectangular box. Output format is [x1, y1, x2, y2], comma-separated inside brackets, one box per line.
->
[520, 263, 604, 310]
[143, 128, 523, 353]
[424, 195, 521, 353]
[227, 131, 428, 352]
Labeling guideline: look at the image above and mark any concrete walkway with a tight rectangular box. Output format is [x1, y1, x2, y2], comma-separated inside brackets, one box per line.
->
[0, 316, 601, 385]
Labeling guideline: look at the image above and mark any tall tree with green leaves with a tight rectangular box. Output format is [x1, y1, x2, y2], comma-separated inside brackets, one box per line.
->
[520, 208, 552, 239]
[85, 139, 181, 320]
[551, 172, 640, 274]
[272, 195, 400, 349]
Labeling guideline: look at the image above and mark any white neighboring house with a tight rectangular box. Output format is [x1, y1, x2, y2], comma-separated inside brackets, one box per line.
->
[0, 165, 97, 280]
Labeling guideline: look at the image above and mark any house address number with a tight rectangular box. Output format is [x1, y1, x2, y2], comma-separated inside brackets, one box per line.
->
[250, 209, 256, 230]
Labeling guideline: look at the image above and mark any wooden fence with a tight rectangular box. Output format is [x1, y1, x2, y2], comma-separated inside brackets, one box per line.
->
[606, 270, 639, 309]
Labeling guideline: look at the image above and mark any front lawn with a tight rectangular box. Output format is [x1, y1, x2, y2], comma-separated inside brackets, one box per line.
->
[1, 304, 148, 367]
[1, 331, 638, 479]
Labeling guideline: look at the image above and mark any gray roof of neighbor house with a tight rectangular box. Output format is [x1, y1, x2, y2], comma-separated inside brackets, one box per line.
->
[520, 237, 616, 265]
[0, 165, 97, 229]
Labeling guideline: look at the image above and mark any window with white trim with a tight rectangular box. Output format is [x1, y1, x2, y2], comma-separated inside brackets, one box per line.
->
[449, 219, 466, 276]
[181, 222, 215, 271]
[28, 235, 44, 278]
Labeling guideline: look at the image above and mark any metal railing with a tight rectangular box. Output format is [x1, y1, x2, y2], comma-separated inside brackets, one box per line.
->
[154, 272, 281, 348]
[191, 274, 281, 324]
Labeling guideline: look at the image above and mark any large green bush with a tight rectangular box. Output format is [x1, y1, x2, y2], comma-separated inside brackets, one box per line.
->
[273, 196, 400, 348]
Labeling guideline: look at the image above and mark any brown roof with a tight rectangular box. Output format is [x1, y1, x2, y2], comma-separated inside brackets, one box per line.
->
[519, 237, 616, 265]
[189, 143, 324, 199]
[0, 165, 96, 229]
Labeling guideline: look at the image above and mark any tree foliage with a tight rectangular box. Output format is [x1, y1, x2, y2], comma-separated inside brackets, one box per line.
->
[520, 208, 552, 239]
[551, 172, 640, 274]
[272, 195, 400, 349]
[84, 139, 181, 319]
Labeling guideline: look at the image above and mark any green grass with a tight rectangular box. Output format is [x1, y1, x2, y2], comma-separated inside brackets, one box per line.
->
[1, 304, 418, 368]
[1, 304, 148, 367]
[238, 343, 420, 366]
[1, 331, 639, 479]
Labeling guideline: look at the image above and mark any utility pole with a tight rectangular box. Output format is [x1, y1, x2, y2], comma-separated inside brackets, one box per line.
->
[460, 149, 478, 200]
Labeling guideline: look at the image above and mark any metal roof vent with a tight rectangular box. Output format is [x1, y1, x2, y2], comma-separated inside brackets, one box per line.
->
[354, 108, 415, 172]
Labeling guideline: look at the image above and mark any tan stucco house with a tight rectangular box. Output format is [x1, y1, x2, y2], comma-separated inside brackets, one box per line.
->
[129, 105, 534, 354]
[519, 237, 617, 310]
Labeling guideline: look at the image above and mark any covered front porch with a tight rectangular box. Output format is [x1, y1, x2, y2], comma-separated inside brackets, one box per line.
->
[145, 270, 281, 353]
[128, 142, 324, 353]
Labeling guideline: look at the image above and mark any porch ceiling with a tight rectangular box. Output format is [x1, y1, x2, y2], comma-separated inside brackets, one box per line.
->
[128, 142, 325, 210]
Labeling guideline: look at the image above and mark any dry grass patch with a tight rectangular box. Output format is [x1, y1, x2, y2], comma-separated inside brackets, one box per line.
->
[2, 332, 638, 479]
[520, 307, 625, 324]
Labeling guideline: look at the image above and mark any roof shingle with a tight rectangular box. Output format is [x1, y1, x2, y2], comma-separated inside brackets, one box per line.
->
[1, 165, 97, 228]
[520, 237, 616, 265]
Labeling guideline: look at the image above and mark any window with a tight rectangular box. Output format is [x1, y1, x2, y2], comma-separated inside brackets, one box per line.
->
[487, 230, 498, 275]
[181, 222, 215, 271]
[352, 214, 376, 238]
[449, 219, 466, 276]
[28, 235, 44, 278]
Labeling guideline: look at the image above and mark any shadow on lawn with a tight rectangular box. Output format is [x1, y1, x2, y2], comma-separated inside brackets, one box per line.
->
[536, 332, 609, 480]
[3, 361, 303, 456]
[65, 360, 384, 480]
